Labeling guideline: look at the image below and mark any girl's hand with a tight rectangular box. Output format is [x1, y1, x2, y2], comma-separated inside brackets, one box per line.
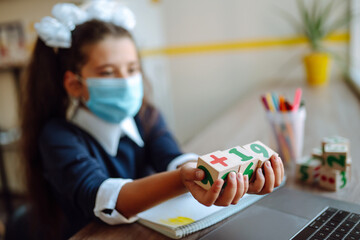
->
[247, 154, 284, 195]
[180, 162, 249, 207]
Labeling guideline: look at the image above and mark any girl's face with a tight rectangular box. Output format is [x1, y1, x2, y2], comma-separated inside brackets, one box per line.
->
[81, 36, 140, 79]
[64, 36, 141, 101]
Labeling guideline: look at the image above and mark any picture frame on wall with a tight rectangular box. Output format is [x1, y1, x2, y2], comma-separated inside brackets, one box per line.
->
[0, 21, 27, 68]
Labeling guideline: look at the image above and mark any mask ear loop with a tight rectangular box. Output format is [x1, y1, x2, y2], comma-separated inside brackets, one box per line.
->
[76, 74, 85, 85]
[75, 74, 89, 108]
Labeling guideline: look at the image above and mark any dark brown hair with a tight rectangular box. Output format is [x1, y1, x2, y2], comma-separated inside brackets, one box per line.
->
[20, 19, 156, 239]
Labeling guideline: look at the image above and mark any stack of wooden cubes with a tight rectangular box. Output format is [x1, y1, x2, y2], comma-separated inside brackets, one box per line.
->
[296, 136, 351, 191]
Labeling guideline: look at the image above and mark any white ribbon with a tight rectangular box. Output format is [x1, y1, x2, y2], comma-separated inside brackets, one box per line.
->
[35, 0, 136, 49]
[52, 3, 88, 31]
[34, 17, 72, 48]
[84, 0, 135, 30]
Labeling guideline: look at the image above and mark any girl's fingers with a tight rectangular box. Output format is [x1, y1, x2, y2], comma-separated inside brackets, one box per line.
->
[181, 164, 204, 182]
[231, 173, 245, 205]
[214, 172, 237, 206]
[248, 168, 265, 193]
[260, 161, 275, 194]
[243, 175, 249, 197]
[202, 179, 224, 206]
[274, 155, 285, 186]
[185, 180, 207, 197]
[270, 155, 283, 187]
[280, 157, 285, 183]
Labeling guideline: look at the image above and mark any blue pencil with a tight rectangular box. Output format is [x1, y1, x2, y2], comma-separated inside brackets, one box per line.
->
[271, 92, 279, 111]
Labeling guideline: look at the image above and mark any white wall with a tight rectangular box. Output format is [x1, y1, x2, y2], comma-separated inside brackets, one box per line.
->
[159, 0, 348, 144]
[125, 1, 175, 131]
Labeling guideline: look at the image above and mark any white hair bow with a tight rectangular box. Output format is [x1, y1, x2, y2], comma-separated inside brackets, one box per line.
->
[34, 0, 136, 49]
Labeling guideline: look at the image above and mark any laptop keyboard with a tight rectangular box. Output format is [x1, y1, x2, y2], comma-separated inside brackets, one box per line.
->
[291, 207, 360, 240]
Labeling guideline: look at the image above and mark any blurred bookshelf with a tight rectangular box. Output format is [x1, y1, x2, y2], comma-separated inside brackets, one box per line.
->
[0, 20, 27, 225]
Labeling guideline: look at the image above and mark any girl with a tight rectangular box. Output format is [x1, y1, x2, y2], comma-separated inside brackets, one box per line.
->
[19, 2, 284, 239]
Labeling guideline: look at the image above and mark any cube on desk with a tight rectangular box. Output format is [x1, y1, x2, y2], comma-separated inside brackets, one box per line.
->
[323, 143, 350, 172]
[302, 136, 352, 191]
[311, 147, 324, 164]
[295, 156, 322, 184]
[321, 136, 350, 153]
[319, 166, 351, 191]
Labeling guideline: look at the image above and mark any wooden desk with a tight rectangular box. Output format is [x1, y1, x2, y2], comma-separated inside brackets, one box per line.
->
[71, 80, 360, 240]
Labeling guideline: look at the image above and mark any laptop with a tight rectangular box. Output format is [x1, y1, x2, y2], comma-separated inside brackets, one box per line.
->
[200, 187, 360, 240]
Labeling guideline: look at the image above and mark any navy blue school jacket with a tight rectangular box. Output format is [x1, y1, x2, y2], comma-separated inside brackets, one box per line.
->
[38, 112, 183, 238]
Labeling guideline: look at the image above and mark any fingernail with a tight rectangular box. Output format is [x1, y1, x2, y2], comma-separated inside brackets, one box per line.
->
[229, 172, 235, 179]
[271, 155, 276, 161]
[196, 170, 202, 179]
[258, 168, 263, 174]
[266, 161, 271, 167]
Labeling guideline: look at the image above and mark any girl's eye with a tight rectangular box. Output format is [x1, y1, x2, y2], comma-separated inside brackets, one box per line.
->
[128, 65, 140, 75]
[99, 71, 114, 77]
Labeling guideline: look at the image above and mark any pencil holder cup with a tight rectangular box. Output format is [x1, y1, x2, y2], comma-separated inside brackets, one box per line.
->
[265, 107, 306, 164]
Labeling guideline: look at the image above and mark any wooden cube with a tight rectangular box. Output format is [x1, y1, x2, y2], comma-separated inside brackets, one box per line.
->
[242, 140, 278, 162]
[323, 143, 349, 171]
[319, 166, 350, 191]
[195, 151, 241, 190]
[347, 157, 352, 181]
[295, 156, 322, 184]
[321, 136, 350, 152]
[224, 146, 261, 181]
[311, 147, 324, 165]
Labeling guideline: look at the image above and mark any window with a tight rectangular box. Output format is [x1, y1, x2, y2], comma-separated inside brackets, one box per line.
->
[349, 0, 360, 94]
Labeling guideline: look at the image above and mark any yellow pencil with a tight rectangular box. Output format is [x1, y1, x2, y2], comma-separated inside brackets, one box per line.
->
[266, 93, 275, 112]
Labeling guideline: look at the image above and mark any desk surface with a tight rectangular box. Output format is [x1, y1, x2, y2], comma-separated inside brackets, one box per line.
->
[71, 80, 360, 240]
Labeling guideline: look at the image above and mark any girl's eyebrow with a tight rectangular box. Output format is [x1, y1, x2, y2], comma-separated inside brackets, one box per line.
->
[127, 61, 140, 66]
[95, 61, 139, 69]
[95, 64, 115, 70]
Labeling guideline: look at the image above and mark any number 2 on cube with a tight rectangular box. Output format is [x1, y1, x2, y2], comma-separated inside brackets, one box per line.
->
[327, 155, 346, 168]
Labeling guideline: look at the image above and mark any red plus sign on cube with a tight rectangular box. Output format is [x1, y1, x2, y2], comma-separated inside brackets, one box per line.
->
[195, 151, 241, 190]
[209, 154, 228, 167]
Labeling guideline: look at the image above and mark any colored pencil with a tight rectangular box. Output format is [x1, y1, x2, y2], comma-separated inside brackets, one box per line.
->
[266, 93, 275, 112]
[292, 88, 302, 112]
[271, 92, 279, 111]
[261, 95, 269, 111]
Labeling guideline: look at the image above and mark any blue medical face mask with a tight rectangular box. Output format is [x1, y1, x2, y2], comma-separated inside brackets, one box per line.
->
[83, 73, 144, 124]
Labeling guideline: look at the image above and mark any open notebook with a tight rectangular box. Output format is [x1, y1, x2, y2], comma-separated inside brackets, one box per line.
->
[137, 192, 266, 239]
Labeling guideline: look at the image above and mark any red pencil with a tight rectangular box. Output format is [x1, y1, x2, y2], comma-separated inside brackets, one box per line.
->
[261, 95, 269, 111]
[292, 88, 302, 112]
[284, 100, 292, 111]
